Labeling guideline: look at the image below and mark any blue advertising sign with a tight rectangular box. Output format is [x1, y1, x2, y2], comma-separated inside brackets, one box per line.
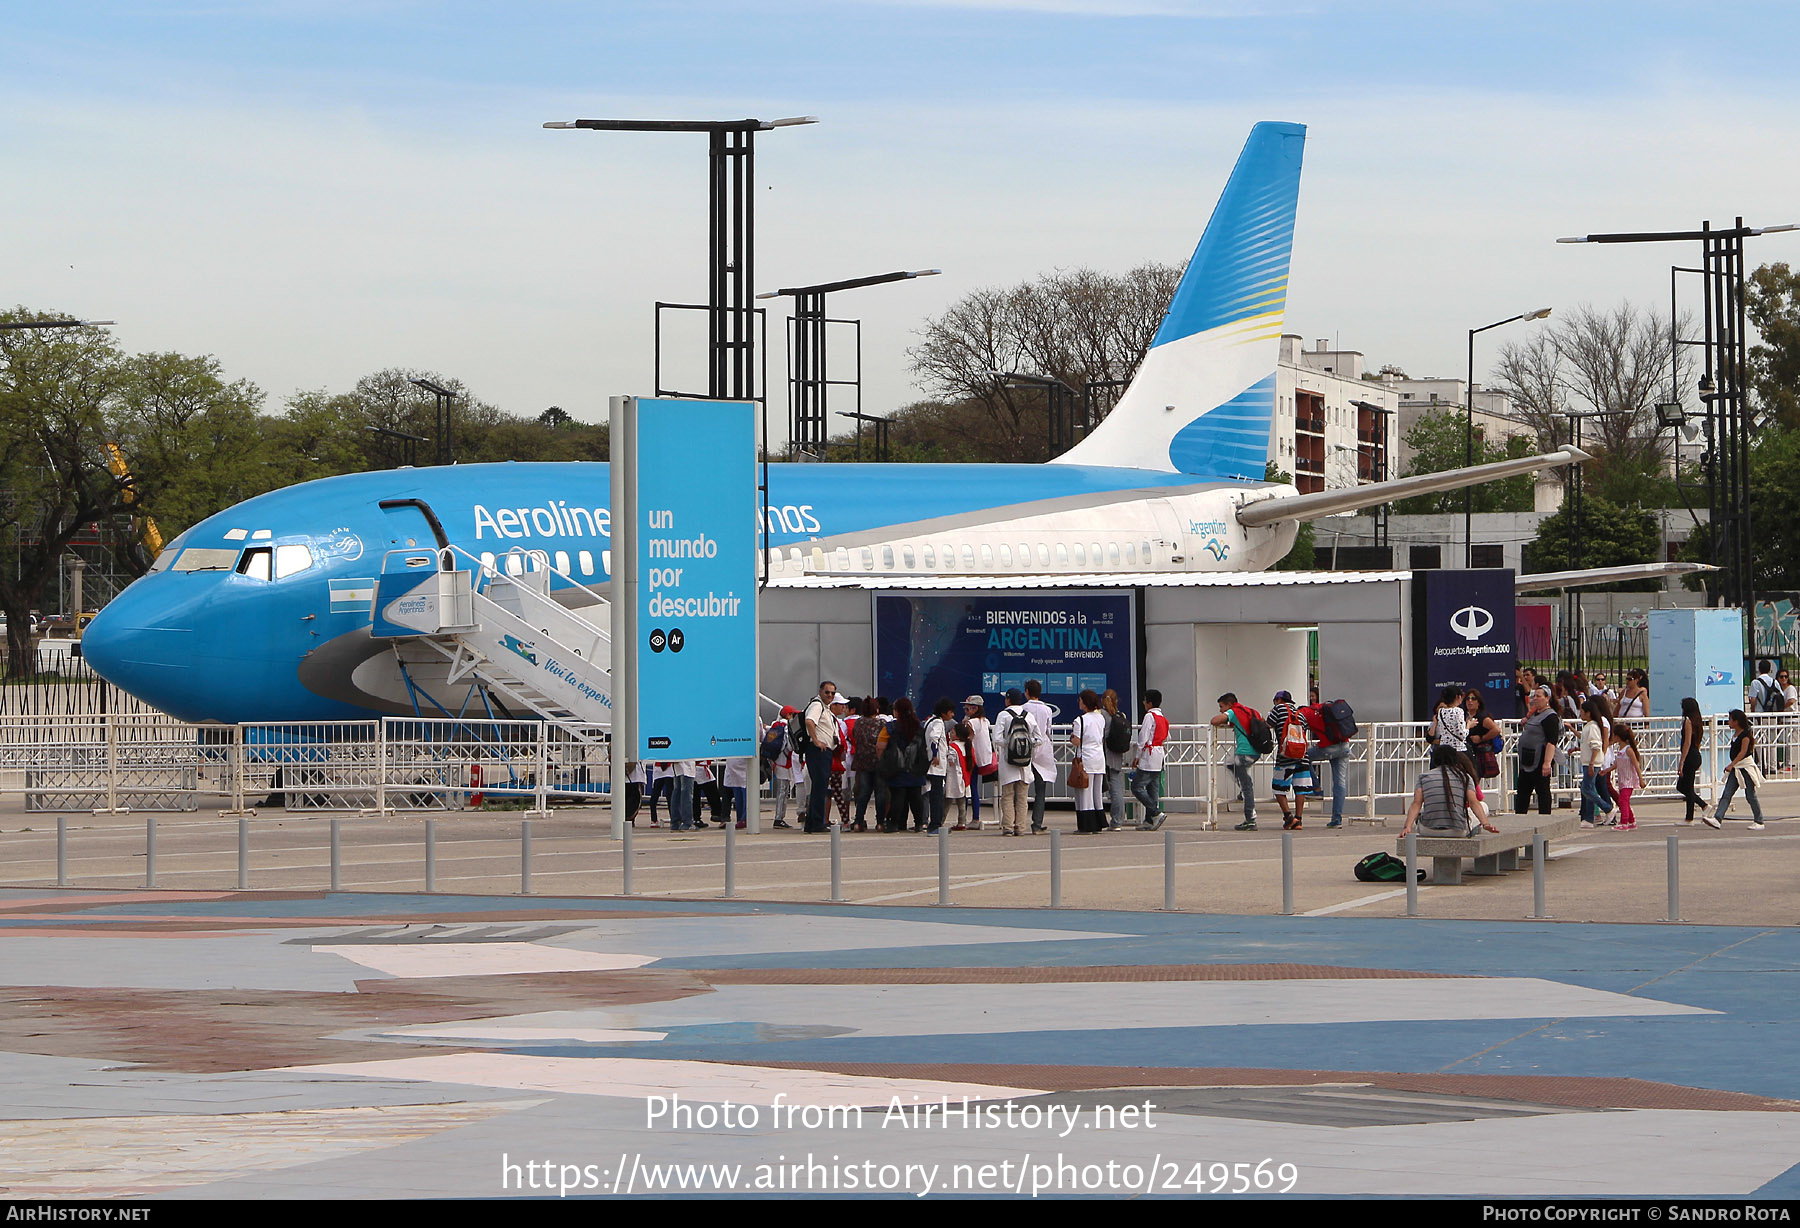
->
[874, 590, 1136, 719]
[1649, 607, 1743, 718]
[1410, 570, 1518, 719]
[633, 398, 759, 761]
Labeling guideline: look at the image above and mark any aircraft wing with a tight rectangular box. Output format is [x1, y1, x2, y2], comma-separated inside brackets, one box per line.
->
[1514, 562, 1718, 591]
[1234, 447, 1591, 527]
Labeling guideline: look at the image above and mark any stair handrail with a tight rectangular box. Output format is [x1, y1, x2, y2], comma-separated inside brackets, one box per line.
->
[440, 544, 613, 646]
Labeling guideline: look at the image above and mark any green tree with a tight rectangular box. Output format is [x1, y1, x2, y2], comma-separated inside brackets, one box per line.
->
[1392, 409, 1535, 514]
[1522, 491, 1661, 590]
[1679, 423, 1800, 595]
[1265, 461, 1314, 570]
[0, 312, 138, 672]
[1748, 262, 1800, 430]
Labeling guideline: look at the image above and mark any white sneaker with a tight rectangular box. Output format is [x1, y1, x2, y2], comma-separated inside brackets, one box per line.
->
[1749, 822, 1766, 830]
[1701, 812, 1723, 829]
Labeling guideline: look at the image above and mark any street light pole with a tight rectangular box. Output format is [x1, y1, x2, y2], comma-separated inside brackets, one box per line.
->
[992, 370, 1081, 460]
[1465, 308, 1551, 567]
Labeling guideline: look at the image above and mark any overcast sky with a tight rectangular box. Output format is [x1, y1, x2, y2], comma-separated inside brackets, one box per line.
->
[6, 1, 1799, 448]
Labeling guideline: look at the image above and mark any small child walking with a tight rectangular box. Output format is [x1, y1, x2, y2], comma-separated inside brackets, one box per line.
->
[1606, 724, 1644, 832]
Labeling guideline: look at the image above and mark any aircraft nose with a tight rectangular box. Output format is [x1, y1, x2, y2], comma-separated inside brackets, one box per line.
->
[83, 581, 202, 720]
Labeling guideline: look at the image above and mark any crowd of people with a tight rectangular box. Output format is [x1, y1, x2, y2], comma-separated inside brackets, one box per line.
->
[622, 659, 1787, 837]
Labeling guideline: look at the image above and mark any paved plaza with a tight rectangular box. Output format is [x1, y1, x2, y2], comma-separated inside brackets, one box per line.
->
[3, 858, 1800, 1197]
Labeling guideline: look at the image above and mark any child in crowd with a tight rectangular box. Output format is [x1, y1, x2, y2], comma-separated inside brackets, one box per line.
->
[1605, 723, 1643, 832]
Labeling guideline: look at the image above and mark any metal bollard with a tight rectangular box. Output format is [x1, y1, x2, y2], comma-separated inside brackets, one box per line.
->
[1404, 832, 1418, 916]
[829, 826, 843, 902]
[520, 820, 533, 895]
[937, 826, 950, 906]
[1281, 829, 1295, 916]
[145, 817, 156, 889]
[1050, 828, 1063, 908]
[621, 820, 634, 896]
[1163, 828, 1176, 911]
[237, 817, 248, 890]
[1530, 833, 1549, 919]
[425, 819, 437, 893]
[724, 818, 737, 898]
[1663, 835, 1683, 923]
[56, 815, 68, 888]
[330, 819, 342, 892]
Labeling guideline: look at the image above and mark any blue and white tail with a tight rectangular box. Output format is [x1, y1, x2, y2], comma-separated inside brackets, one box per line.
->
[1055, 120, 1305, 479]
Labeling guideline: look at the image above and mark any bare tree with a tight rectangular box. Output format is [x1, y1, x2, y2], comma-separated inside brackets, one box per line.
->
[905, 262, 1181, 461]
[1488, 331, 1567, 453]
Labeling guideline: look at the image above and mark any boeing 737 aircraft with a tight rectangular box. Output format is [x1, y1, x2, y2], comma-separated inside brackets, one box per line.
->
[84, 121, 1585, 724]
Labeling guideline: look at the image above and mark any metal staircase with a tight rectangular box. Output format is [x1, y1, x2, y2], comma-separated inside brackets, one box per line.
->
[371, 547, 613, 738]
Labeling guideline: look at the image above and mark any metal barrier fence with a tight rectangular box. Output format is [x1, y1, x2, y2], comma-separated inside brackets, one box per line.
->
[0, 711, 1790, 822]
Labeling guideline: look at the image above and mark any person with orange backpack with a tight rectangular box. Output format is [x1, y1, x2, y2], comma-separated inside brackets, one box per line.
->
[1131, 689, 1172, 831]
[1268, 689, 1314, 831]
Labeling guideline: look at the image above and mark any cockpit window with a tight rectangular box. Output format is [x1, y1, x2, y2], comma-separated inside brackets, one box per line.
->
[274, 544, 314, 579]
[236, 547, 272, 581]
[170, 548, 240, 572]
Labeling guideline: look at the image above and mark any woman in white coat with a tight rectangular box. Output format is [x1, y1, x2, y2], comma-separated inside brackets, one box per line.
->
[1070, 689, 1109, 833]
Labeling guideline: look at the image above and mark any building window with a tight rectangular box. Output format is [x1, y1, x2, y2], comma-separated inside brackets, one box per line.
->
[1471, 544, 1505, 569]
[1409, 545, 1442, 570]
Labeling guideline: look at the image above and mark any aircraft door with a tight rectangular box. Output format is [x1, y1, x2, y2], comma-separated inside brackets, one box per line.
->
[378, 499, 450, 552]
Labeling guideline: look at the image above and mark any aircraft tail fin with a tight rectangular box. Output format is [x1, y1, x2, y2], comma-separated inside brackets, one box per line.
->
[1056, 121, 1305, 478]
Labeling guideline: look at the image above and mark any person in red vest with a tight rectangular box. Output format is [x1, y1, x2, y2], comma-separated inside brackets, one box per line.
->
[1132, 689, 1171, 831]
[1301, 697, 1354, 829]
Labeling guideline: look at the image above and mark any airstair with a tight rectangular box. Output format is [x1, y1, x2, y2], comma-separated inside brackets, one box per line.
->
[371, 546, 613, 738]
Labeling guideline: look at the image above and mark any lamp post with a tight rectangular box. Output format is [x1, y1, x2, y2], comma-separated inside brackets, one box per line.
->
[1465, 308, 1551, 567]
[756, 269, 939, 458]
[992, 370, 1082, 459]
[1558, 220, 1797, 644]
[409, 379, 458, 466]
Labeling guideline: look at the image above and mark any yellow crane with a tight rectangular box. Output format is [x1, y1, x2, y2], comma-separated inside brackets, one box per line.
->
[104, 442, 163, 558]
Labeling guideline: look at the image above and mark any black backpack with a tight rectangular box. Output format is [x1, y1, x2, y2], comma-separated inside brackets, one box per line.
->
[879, 730, 922, 779]
[1105, 712, 1133, 755]
[787, 705, 813, 753]
[1002, 709, 1034, 766]
[1321, 698, 1357, 743]
[1241, 707, 1274, 757]
[1354, 851, 1425, 883]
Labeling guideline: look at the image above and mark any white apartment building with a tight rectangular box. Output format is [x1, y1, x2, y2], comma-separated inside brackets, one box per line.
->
[1272, 336, 1398, 494]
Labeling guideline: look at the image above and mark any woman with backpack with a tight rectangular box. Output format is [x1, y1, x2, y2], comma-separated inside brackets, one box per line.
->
[882, 698, 930, 833]
[1100, 689, 1133, 830]
[1070, 689, 1109, 833]
[850, 696, 886, 832]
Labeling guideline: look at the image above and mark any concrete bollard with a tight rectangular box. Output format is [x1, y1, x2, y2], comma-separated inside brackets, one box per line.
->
[621, 820, 634, 896]
[724, 818, 737, 899]
[237, 817, 248, 890]
[1050, 828, 1063, 908]
[1163, 828, 1176, 912]
[145, 817, 156, 889]
[1404, 832, 1418, 917]
[829, 826, 843, 902]
[56, 815, 68, 888]
[330, 819, 342, 892]
[937, 826, 950, 906]
[520, 820, 533, 895]
[1281, 828, 1295, 916]
[425, 819, 437, 893]
[1663, 835, 1683, 923]
[1530, 833, 1549, 919]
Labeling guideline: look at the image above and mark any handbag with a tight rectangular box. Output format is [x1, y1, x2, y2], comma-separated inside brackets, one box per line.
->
[1473, 744, 1499, 779]
[1068, 760, 1089, 789]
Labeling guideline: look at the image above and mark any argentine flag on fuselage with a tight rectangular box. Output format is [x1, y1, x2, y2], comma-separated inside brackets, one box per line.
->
[1055, 121, 1304, 479]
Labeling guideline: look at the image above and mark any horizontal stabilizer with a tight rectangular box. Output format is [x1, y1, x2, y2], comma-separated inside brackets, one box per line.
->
[1235, 447, 1591, 528]
[1515, 561, 1718, 592]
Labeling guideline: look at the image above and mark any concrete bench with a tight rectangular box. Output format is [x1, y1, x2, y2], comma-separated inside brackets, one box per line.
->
[1395, 815, 1579, 885]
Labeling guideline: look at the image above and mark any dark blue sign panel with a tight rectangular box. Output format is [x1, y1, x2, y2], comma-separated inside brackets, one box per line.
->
[874, 590, 1137, 719]
[1411, 569, 1518, 719]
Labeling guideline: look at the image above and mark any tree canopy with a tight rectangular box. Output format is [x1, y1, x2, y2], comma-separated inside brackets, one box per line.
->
[1392, 408, 1535, 515]
[1522, 490, 1662, 591]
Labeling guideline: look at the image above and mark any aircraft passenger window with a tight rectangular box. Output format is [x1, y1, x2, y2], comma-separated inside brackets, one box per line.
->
[1090, 543, 1102, 568]
[505, 553, 524, 576]
[578, 550, 595, 576]
[1072, 543, 1085, 567]
[273, 544, 313, 579]
[1141, 540, 1153, 563]
[941, 543, 954, 567]
[979, 544, 994, 567]
[236, 547, 272, 581]
[1055, 543, 1069, 566]
[1018, 543, 1030, 565]
[555, 550, 571, 575]
[881, 546, 896, 570]
[861, 547, 875, 570]
[902, 546, 916, 569]
[480, 552, 497, 574]
[833, 548, 849, 571]
[999, 544, 1013, 567]
[789, 548, 803, 568]
[1108, 543, 1121, 566]
[1125, 542, 1137, 565]
[923, 546, 936, 568]
[960, 544, 975, 568]
[1037, 543, 1050, 567]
